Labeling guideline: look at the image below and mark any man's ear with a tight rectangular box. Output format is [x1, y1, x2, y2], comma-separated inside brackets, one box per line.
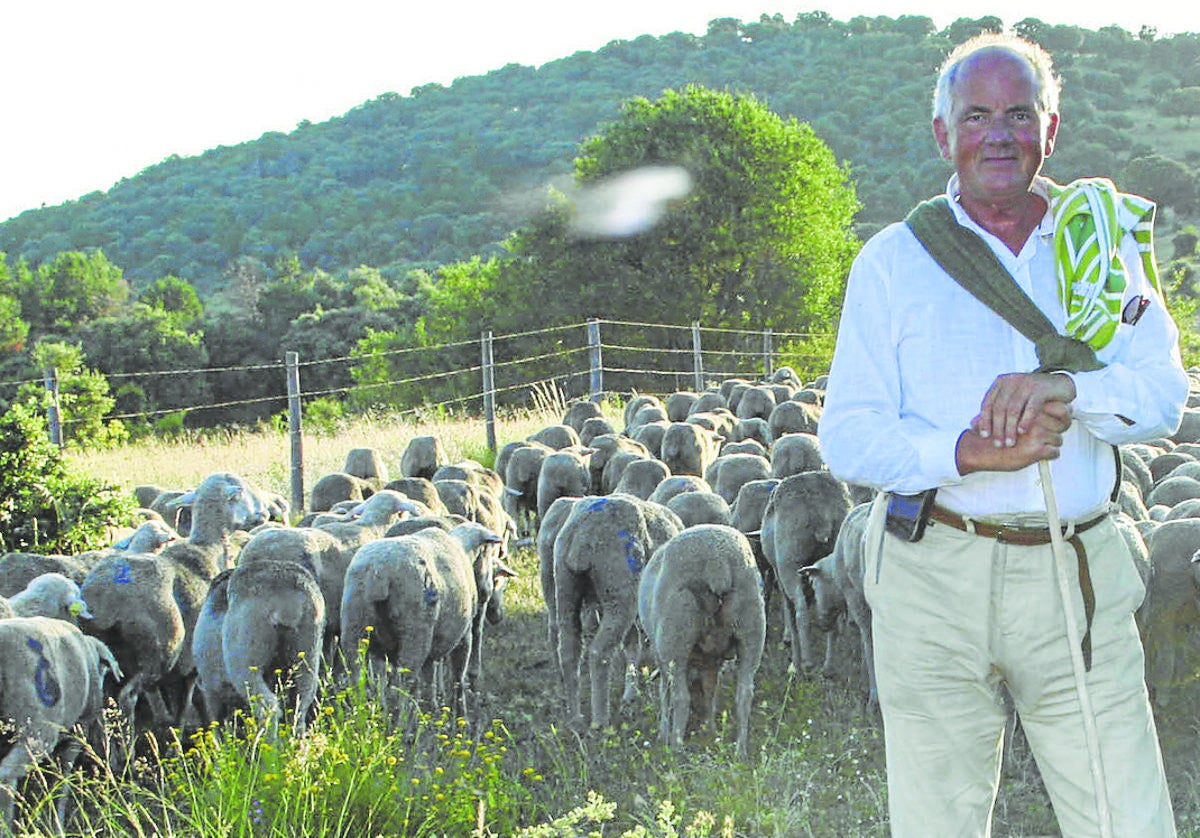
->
[1044, 111, 1060, 158]
[933, 117, 951, 161]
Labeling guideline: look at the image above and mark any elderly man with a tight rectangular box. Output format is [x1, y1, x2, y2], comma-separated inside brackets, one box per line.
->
[818, 33, 1184, 837]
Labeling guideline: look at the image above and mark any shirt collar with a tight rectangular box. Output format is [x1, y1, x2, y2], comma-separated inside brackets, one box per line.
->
[944, 174, 1055, 237]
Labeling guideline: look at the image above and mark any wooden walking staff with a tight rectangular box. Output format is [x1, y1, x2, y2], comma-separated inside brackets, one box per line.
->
[1039, 459, 1114, 838]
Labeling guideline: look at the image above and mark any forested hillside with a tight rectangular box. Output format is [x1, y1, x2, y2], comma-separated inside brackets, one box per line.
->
[2, 12, 1200, 436]
[3, 12, 1198, 295]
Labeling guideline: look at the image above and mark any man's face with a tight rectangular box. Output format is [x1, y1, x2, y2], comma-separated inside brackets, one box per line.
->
[932, 49, 1058, 206]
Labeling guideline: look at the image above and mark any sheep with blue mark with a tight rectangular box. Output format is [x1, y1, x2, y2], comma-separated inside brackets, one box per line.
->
[80, 471, 266, 732]
[339, 522, 506, 726]
[637, 524, 765, 756]
[0, 616, 122, 833]
[553, 493, 684, 729]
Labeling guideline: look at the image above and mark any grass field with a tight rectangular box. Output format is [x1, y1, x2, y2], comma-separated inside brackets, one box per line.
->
[38, 405, 1200, 836]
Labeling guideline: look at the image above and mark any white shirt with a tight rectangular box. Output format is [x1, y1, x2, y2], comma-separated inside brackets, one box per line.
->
[818, 176, 1189, 519]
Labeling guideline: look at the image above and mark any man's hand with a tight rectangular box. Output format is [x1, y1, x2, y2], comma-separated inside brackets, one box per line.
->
[956, 372, 1075, 474]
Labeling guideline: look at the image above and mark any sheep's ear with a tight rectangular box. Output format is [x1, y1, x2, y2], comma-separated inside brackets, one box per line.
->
[170, 490, 197, 508]
[493, 559, 518, 579]
[504, 486, 523, 496]
[798, 566, 821, 578]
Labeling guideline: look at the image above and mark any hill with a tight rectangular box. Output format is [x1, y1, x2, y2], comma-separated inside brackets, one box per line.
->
[3, 13, 1199, 298]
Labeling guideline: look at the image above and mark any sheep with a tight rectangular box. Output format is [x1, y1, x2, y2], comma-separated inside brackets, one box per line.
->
[553, 494, 684, 729]
[435, 479, 485, 522]
[647, 475, 710, 507]
[0, 617, 122, 833]
[638, 524, 765, 756]
[771, 366, 803, 389]
[3, 573, 92, 624]
[759, 470, 853, 673]
[660, 422, 720, 478]
[721, 438, 768, 459]
[704, 452, 772, 507]
[729, 417, 772, 451]
[578, 416, 616, 446]
[0, 553, 94, 598]
[500, 441, 553, 534]
[623, 394, 665, 430]
[734, 385, 777, 421]
[233, 525, 349, 665]
[400, 435, 448, 480]
[686, 408, 737, 441]
[80, 471, 266, 731]
[665, 391, 699, 422]
[1141, 517, 1200, 709]
[600, 449, 650, 495]
[730, 478, 783, 618]
[339, 522, 505, 724]
[309, 471, 371, 513]
[630, 420, 669, 459]
[666, 490, 732, 528]
[536, 449, 594, 519]
[1146, 475, 1200, 508]
[149, 489, 192, 536]
[768, 399, 822, 439]
[626, 403, 670, 437]
[562, 400, 604, 435]
[585, 434, 650, 494]
[690, 391, 728, 416]
[718, 378, 751, 404]
[109, 518, 179, 554]
[343, 447, 389, 489]
[537, 496, 583, 662]
[612, 458, 670, 501]
[770, 432, 825, 479]
[383, 477, 449, 517]
[529, 424, 581, 451]
[200, 560, 325, 735]
[432, 461, 504, 498]
[800, 502, 877, 708]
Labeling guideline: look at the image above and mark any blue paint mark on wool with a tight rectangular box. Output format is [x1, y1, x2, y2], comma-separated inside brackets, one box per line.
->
[586, 497, 610, 512]
[113, 561, 133, 584]
[424, 588, 438, 606]
[619, 530, 643, 574]
[27, 638, 61, 708]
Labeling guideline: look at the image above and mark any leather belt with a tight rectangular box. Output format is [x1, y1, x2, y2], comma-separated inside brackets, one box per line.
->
[927, 502, 1106, 671]
[928, 504, 1107, 545]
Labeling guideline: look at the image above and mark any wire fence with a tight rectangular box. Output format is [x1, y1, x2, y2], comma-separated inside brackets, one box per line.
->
[15, 318, 832, 511]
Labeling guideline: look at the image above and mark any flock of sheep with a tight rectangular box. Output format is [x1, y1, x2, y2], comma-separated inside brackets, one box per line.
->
[2, 365, 1200, 834]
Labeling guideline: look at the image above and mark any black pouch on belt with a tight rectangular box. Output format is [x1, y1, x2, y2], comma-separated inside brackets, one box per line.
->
[884, 489, 938, 543]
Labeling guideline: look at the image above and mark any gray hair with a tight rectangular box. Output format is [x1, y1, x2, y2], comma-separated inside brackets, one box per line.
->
[932, 33, 1060, 122]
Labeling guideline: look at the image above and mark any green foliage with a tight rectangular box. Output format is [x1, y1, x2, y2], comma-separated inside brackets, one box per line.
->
[138, 274, 204, 327]
[300, 395, 346, 435]
[0, 400, 133, 553]
[18, 339, 128, 448]
[18, 250, 129, 337]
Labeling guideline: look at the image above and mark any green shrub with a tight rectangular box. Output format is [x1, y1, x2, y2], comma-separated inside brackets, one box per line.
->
[0, 400, 134, 553]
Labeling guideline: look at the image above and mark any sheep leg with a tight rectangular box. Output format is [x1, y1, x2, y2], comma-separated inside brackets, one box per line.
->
[445, 638, 472, 724]
[586, 604, 636, 730]
[555, 577, 587, 727]
[620, 627, 642, 705]
[733, 649, 758, 758]
[668, 659, 691, 747]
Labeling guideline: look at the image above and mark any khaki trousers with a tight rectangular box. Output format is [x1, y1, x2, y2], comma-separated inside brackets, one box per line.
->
[864, 498, 1175, 837]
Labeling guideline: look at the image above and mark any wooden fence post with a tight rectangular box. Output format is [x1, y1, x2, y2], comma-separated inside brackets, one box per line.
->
[763, 328, 774, 378]
[43, 368, 63, 449]
[481, 331, 496, 452]
[691, 322, 704, 392]
[587, 319, 603, 402]
[286, 351, 305, 516]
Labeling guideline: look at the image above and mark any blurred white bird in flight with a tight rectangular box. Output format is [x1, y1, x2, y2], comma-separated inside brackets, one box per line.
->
[567, 165, 693, 238]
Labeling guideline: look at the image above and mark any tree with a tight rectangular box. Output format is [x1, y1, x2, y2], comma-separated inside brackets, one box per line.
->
[1122, 154, 1198, 213]
[442, 85, 859, 339]
[17, 340, 127, 448]
[21, 250, 129, 336]
[138, 275, 204, 327]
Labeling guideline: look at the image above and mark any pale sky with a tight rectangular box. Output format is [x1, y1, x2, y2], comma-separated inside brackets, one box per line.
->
[2, 0, 1198, 223]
